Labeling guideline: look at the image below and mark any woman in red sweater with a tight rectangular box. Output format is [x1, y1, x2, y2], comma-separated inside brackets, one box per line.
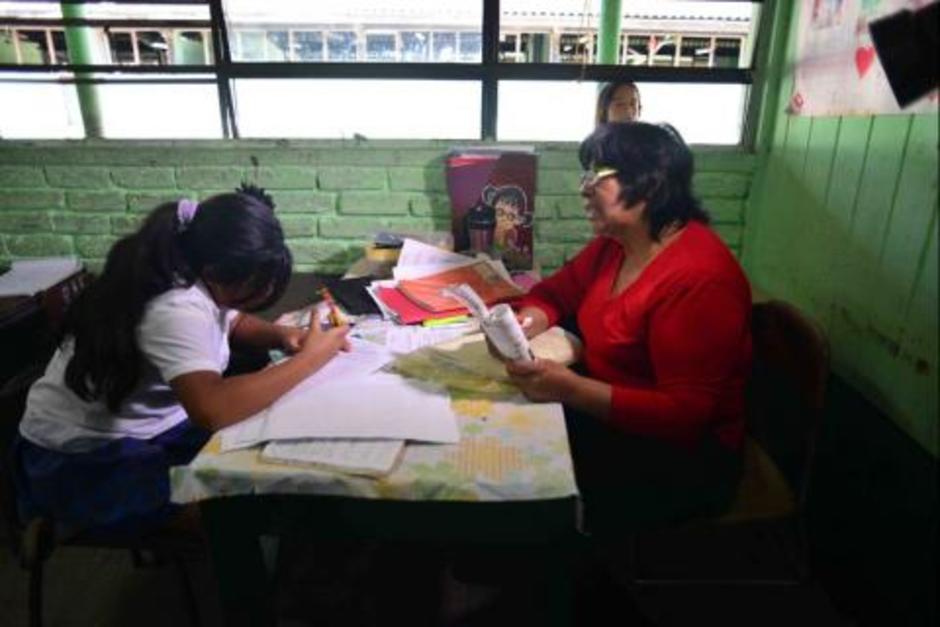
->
[510, 122, 752, 534]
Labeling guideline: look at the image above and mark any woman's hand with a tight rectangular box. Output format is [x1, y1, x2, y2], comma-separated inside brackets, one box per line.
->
[505, 358, 576, 403]
[485, 306, 550, 360]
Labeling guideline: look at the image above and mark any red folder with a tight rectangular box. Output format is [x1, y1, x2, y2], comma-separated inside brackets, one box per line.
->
[375, 286, 467, 325]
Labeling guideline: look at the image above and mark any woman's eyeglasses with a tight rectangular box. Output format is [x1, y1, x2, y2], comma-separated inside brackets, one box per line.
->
[580, 167, 618, 191]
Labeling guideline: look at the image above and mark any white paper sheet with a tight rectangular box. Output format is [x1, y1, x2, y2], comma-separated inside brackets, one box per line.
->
[383, 322, 477, 354]
[220, 338, 394, 450]
[392, 238, 476, 280]
[396, 238, 470, 268]
[0, 257, 82, 297]
[220, 370, 458, 451]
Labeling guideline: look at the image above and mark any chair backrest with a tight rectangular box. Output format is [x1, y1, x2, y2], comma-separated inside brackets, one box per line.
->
[747, 300, 830, 509]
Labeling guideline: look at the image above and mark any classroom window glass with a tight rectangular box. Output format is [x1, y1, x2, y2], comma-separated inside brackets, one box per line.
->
[293, 31, 324, 61]
[0, 75, 84, 138]
[0, 0, 762, 143]
[96, 80, 222, 139]
[498, 81, 748, 145]
[220, 0, 482, 64]
[233, 79, 480, 139]
[499, 0, 758, 67]
[401, 31, 429, 62]
[366, 33, 397, 62]
[136, 31, 169, 65]
[327, 31, 357, 62]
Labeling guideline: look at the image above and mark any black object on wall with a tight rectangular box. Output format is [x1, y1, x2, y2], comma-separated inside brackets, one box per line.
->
[868, 1, 940, 107]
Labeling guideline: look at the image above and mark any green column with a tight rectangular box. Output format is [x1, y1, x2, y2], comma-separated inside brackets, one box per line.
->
[597, 0, 623, 65]
[61, 2, 103, 138]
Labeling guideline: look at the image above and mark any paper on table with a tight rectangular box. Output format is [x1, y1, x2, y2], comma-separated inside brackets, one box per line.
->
[221, 371, 459, 451]
[220, 339, 394, 450]
[384, 321, 477, 354]
[395, 238, 470, 273]
[0, 257, 82, 297]
[260, 438, 405, 477]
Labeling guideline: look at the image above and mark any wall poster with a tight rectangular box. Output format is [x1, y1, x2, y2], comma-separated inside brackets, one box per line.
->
[791, 0, 938, 116]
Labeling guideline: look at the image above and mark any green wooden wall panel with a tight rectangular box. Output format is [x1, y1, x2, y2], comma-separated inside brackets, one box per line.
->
[902, 211, 938, 361]
[792, 117, 842, 321]
[843, 116, 914, 330]
[886, 216, 938, 454]
[745, 4, 938, 456]
[879, 115, 940, 318]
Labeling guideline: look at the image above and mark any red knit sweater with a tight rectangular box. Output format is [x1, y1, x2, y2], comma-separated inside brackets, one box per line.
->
[519, 221, 751, 451]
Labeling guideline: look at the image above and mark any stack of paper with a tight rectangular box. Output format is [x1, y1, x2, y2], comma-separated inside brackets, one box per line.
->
[368, 239, 523, 324]
[261, 438, 405, 477]
[219, 366, 460, 452]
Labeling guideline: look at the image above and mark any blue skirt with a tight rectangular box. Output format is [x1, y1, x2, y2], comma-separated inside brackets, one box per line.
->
[13, 419, 210, 538]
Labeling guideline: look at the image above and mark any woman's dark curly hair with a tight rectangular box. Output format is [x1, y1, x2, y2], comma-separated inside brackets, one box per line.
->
[578, 122, 709, 240]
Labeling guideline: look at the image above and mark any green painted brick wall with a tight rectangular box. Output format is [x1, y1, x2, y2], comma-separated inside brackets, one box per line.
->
[0, 140, 754, 275]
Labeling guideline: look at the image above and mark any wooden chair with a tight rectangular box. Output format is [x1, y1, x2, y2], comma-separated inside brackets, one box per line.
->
[0, 366, 204, 627]
[624, 299, 831, 585]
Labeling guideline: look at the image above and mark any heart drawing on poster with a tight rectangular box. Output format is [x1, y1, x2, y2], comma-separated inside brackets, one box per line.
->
[855, 46, 876, 77]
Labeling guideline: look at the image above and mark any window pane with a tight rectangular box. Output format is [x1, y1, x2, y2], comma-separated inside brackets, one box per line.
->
[401, 31, 429, 62]
[267, 30, 289, 61]
[714, 38, 743, 68]
[137, 31, 169, 65]
[108, 32, 136, 64]
[500, 0, 759, 67]
[499, 34, 518, 62]
[0, 75, 83, 138]
[96, 81, 222, 138]
[238, 31, 266, 61]
[16, 30, 51, 64]
[432, 32, 456, 62]
[498, 81, 597, 142]
[327, 32, 357, 61]
[221, 0, 481, 63]
[624, 35, 649, 65]
[680, 36, 712, 68]
[458, 31, 481, 62]
[294, 31, 323, 61]
[498, 81, 747, 144]
[234, 79, 480, 139]
[51, 30, 68, 64]
[174, 31, 208, 65]
[366, 33, 396, 62]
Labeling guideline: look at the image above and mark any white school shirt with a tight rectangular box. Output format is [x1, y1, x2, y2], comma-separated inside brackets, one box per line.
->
[19, 281, 239, 453]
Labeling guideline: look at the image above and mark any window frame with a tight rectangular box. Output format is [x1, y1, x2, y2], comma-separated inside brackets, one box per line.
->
[0, 0, 767, 144]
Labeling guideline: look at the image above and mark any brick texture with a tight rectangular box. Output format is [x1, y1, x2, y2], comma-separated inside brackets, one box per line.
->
[0, 142, 753, 271]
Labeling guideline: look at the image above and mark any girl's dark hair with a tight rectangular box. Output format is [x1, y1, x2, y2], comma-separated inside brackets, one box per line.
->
[595, 81, 640, 125]
[62, 183, 292, 411]
[578, 121, 710, 240]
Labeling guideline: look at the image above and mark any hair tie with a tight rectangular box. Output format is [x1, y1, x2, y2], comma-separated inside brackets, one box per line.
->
[176, 199, 199, 232]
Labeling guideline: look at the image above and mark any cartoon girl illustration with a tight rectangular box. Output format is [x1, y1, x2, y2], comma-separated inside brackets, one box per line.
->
[481, 184, 532, 268]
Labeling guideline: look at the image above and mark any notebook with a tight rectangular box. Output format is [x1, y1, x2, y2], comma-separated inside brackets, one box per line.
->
[260, 438, 405, 477]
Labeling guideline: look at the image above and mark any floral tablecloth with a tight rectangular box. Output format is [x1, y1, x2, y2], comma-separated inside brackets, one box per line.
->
[170, 391, 578, 504]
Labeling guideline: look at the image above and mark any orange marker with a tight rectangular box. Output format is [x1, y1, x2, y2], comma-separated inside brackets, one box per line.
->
[319, 287, 346, 327]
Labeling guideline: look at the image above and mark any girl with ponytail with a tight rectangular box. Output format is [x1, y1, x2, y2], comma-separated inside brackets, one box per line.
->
[14, 184, 349, 535]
